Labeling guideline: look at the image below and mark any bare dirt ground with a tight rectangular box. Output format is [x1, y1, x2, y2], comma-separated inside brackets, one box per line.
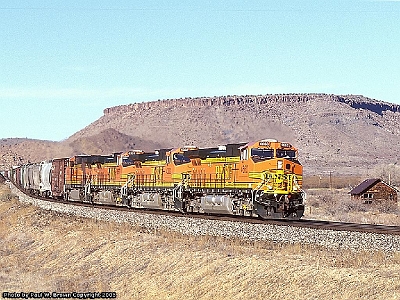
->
[1, 184, 400, 300]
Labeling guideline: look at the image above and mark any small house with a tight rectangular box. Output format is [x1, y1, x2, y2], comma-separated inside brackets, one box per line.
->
[349, 178, 398, 204]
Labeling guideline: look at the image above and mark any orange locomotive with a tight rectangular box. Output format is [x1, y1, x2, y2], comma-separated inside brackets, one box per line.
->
[64, 139, 305, 219]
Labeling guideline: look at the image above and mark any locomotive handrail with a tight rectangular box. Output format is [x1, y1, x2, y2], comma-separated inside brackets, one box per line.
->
[84, 178, 91, 202]
[8, 139, 305, 219]
[120, 174, 136, 198]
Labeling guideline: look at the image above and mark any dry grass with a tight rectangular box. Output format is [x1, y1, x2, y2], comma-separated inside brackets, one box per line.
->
[305, 188, 400, 225]
[1, 184, 400, 299]
[303, 175, 400, 225]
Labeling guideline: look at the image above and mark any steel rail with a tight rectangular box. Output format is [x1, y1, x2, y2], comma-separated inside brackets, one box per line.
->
[8, 180, 400, 236]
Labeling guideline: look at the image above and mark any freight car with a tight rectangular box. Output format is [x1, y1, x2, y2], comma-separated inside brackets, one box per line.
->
[8, 139, 305, 219]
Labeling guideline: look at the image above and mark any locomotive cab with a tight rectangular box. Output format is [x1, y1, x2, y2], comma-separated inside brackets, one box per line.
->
[239, 139, 305, 219]
[166, 146, 198, 166]
[11, 138, 305, 220]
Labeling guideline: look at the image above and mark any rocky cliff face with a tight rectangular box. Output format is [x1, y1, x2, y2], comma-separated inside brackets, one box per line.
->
[103, 93, 400, 115]
[67, 93, 400, 175]
[2, 93, 400, 177]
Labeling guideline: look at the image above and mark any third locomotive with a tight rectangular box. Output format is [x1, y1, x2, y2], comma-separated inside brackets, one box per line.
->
[10, 139, 305, 219]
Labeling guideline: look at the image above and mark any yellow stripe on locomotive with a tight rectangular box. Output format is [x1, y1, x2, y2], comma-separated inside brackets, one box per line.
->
[61, 138, 304, 219]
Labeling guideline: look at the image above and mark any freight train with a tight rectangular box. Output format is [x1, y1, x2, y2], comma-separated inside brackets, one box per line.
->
[7, 139, 305, 219]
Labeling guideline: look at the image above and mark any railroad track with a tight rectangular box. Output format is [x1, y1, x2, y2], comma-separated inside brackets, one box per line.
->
[9, 181, 400, 236]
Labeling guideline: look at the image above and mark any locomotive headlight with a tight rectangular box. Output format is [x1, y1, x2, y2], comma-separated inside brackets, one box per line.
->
[277, 160, 283, 169]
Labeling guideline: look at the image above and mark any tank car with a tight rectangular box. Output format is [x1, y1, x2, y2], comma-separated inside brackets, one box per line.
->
[39, 161, 52, 197]
[11, 160, 58, 198]
[60, 139, 305, 219]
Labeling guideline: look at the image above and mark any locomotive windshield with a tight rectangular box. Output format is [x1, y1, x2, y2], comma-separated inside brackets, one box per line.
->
[276, 149, 296, 159]
[173, 153, 191, 165]
[251, 148, 274, 162]
[122, 157, 134, 167]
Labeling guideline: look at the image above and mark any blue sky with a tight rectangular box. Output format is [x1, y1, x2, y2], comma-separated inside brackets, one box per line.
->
[0, 0, 399, 141]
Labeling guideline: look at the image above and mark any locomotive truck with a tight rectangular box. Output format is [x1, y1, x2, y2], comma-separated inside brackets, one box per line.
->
[9, 139, 305, 219]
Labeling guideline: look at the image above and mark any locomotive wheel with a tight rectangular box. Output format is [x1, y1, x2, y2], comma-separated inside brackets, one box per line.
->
[286, 207, 304, 220]
[255, 203, 304, 220]
[256, 204, 282, 220]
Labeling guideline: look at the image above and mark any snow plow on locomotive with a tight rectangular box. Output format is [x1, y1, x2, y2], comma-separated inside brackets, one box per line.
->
[9, 139, 305, 220]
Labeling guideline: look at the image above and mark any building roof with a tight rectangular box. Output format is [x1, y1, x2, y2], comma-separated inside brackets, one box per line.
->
[350, 178, 381, 195]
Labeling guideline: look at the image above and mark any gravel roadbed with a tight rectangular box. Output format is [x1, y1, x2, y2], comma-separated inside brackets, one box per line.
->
[10, 184, 400, 252]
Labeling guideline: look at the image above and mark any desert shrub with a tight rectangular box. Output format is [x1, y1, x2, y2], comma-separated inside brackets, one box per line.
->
[306, 188, 378, 216]
[372, 200, 399, 214]
[0, 185, 13, 201]
[334, 197, 369, 214]
[370, 163, 400, 187]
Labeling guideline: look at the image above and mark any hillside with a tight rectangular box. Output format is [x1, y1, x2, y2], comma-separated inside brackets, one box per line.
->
[1, 93, 400, 178]
[0, 138, 72, 168]
[69, 93, 400, 176]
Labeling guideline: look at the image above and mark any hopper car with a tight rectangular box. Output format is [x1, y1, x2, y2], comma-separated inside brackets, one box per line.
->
[8, 139, 305, 219]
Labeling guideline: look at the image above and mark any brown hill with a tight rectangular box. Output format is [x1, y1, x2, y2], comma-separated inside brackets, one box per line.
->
[68, 128, 164, 154]
[1, 93, 400, 178]
[0, 138, 72, 167]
